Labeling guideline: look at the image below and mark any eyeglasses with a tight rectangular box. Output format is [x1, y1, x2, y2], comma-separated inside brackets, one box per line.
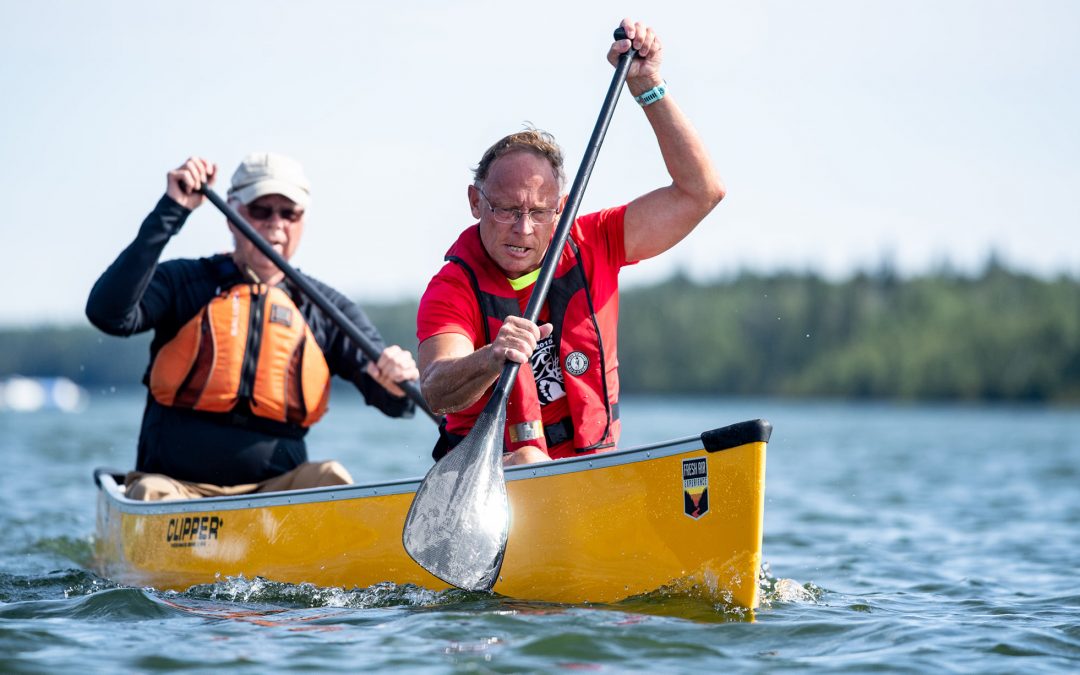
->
[244, 203, 305, 223]
[477, 187, 560, 225]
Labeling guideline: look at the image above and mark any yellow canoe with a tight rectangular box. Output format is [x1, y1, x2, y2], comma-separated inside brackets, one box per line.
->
[94, 419, 770, 608]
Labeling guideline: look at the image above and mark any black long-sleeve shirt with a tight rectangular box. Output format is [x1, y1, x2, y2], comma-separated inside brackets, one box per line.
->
[87, 195, 413, 484]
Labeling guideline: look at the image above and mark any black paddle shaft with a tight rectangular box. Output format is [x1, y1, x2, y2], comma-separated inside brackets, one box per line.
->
[199, 186, 440, 423]
[401, 26, 640, 591]
[488, 27, 637, 406]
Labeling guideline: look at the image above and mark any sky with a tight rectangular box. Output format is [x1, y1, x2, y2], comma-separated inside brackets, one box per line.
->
[2, 0, 1077, 326]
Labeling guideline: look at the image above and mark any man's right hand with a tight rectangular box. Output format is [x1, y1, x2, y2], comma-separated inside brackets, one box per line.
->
[166, 157, 217, 210]
[489, 316, 553, 369]
[418, 317, 553, 415]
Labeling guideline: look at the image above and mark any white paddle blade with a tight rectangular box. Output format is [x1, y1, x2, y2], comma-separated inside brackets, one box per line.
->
[402, 406, 510, 591]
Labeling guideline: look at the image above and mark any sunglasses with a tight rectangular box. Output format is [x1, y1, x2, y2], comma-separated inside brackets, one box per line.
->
[245, 203, 305, 223]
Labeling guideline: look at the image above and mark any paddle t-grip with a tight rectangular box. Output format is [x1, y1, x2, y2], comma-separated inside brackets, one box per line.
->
[614, 26, 628, 42]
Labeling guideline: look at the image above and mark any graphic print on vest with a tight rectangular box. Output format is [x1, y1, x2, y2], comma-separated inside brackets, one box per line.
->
[530, 335, 566, 405]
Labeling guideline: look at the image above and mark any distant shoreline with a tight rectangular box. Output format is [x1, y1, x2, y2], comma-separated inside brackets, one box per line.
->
[3, 265, 1077, 403]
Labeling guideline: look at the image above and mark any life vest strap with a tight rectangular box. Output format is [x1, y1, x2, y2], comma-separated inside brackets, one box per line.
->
[545, 402, 619, 450]
[432, 402, 619, 460]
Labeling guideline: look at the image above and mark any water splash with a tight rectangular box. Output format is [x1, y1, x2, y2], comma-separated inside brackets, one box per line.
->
[757, 562, 824, 606]
[0, 568, 118, 603]
[177, 574, 472, 610]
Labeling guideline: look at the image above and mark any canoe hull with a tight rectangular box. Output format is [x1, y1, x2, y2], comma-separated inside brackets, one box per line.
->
[95, 419, 768, 608]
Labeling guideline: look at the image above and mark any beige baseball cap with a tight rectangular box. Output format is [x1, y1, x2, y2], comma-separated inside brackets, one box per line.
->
[227, 152, 311, 207]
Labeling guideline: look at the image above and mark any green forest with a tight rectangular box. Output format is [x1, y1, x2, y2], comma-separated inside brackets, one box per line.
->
[3, 262, 1078, 403]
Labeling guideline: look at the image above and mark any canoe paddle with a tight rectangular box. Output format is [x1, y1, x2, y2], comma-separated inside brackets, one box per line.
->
[198, 185, 440, 424]
[401, 26, 638, 591]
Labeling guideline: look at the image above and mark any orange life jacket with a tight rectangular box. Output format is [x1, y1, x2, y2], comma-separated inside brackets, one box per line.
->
[442, 226, 620, 459]
[149, 283, 331, 427]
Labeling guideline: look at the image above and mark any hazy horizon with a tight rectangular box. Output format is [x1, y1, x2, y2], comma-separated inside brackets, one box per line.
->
[4, 1, 1077, 326]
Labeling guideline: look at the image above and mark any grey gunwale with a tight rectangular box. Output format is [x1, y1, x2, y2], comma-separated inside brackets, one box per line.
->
[96, 433, 706, 516]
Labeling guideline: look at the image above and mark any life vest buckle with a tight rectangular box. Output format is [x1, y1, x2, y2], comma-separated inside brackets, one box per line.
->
[509, 420, 544, 443]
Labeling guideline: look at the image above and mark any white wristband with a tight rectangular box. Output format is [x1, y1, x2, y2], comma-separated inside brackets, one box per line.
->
[634, 81, 667, 107]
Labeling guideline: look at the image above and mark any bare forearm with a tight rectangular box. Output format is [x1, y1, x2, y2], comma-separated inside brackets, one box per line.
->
[420, 345, 502, 414]
[622, 92, 726, 262]
[640, 94, 725, 212]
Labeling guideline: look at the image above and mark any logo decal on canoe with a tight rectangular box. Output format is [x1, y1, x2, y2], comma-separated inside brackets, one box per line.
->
[682, 457, 709, 519]
[564, 351, 589, 376]
[165, 515, 224, 548]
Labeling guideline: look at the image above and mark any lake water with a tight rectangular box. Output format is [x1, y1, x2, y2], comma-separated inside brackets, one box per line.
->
[2, 390, 1078, 672]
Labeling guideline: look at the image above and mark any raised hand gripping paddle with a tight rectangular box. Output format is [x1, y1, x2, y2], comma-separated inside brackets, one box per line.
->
[401, 26, 638, 591]
[198, 185, 439, 423]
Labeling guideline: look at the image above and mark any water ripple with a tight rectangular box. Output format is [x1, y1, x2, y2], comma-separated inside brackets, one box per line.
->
[3, 396, 1079, 672]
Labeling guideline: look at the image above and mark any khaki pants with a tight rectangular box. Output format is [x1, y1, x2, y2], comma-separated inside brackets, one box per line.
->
[124, 460, 353, 502]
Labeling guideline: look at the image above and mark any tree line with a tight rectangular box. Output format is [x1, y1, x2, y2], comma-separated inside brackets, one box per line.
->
[3, 262, 1078, 403]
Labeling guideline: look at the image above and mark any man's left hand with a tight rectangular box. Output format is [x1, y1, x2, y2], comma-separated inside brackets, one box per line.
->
[608, 18, 663, 94]
[366, 345, 419, 398]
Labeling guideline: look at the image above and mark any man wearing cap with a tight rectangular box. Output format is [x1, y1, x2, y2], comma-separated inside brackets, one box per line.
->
[87, 153, 418, 500]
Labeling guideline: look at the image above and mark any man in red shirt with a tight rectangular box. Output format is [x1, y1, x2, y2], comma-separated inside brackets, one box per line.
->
[416, 19, 724, 465]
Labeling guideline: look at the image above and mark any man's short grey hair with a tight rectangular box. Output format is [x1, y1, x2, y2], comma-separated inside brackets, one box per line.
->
[472, 127, 565, 190]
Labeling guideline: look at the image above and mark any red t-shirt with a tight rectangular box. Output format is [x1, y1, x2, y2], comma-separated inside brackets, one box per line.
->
[418, 205, 632, 443]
